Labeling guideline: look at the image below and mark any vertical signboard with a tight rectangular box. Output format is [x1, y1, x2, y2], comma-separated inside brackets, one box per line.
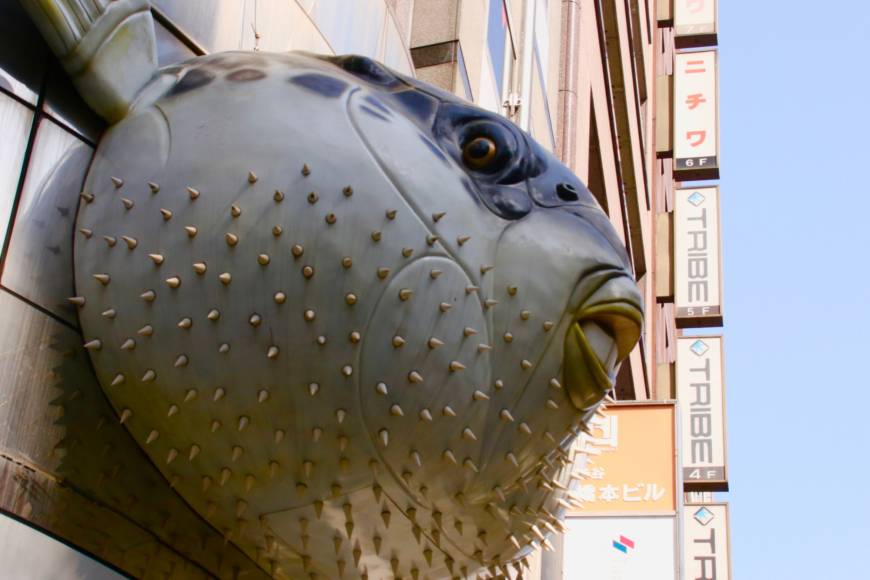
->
[674, 0, 718, 47]
[676, 336, 728, 491]
[572, 403, 677, 513]
[563, 516, 678, 580]
[683, 503, 732, 580]
[673, 51, 718, 180]
[674, 187, 723, 328]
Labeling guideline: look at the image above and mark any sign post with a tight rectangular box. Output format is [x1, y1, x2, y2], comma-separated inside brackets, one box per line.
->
[674, 0, 718, 47]
[682, 503, 732, 580]
[674, 186, 723, 327]
[673, 50, 719, 180]
[563, 403, 681, 579]
[676, 336, 728, 491]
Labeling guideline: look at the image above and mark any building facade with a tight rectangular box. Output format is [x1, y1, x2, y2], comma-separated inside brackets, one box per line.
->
[0, 0, 728, 577]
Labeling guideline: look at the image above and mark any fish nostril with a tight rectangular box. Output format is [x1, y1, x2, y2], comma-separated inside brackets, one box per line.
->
[556, 182, 579, 202]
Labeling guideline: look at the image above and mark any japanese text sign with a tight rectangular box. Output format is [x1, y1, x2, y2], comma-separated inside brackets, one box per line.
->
[674, 51, 719, 179]
[675, 0, 717, 47]
[676, 336, 728, 491]
[682, 503, 731, 580]
[675, 187, 723, 327]
[572, 403, 677, 514]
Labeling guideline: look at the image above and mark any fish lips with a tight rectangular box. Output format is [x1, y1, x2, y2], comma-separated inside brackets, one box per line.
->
[564, 273, 643, 409]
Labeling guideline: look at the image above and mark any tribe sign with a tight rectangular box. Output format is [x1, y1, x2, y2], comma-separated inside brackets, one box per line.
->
[23, 1, 642, 577]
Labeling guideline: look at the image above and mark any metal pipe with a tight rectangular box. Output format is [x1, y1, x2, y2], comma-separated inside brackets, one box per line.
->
[540, 529, 565, 579]
[556, 0, 582, 169]
[519, 0, 538, 130]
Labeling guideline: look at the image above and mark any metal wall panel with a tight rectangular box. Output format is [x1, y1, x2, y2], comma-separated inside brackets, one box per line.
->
[154, 22, 197, 67]
[152, 0, 413, 74]
[152, 0, 245, 53]
[308, 0, 387, 56]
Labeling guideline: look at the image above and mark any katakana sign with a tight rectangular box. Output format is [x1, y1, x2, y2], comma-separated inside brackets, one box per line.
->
[572, 403, 677, 514]
[675, 187, 723, 327]
[676, 336, 729, 491]
[674, 50, 719, 180]
[674, 0, 718, 47]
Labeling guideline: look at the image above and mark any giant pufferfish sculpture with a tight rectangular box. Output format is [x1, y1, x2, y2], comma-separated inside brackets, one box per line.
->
[23, 1, 643, 577]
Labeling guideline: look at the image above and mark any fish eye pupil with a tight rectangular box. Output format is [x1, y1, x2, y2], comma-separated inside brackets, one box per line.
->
[467, 138, 493, 159]
[463, 136, 497, 168]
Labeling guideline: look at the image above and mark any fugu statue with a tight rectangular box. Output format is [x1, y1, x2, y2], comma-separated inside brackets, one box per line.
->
[19, 1, 643, 577]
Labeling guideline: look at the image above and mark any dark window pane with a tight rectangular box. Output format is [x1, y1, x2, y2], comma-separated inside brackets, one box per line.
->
[0, 0, 47, 105]
[43, 63, 105, 144]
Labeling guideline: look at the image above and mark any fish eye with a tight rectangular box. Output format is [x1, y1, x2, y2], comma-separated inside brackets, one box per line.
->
[462, 136, 498, 169]
[435, 109, 529, 181]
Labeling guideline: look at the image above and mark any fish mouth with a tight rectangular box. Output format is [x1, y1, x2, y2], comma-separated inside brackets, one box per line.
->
[563, 276, 643, 409]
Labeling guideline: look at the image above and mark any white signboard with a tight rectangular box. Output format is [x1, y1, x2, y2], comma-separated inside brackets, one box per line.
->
[676, 336, 728, 491]
[683, 503, 732, 580]
[674, 51, 718, 180]
[563, 516, 678, 579]
[674, 0, 717, 46]
[675, 187, 723, 327]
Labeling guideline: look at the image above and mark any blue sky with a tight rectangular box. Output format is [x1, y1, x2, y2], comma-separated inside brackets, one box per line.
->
[718, 1, 870, 577]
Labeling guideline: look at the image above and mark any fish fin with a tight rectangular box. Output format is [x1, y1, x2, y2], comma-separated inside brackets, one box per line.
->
[19, 0, 158, 123]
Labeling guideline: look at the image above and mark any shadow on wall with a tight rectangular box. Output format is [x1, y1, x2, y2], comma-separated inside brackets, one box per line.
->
[0, 149, 269, 578]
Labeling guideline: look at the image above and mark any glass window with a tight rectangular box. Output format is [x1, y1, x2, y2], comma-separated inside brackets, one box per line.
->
[457, 44, 474, 102]
[529, 58, 555, 151]
[534, 0, 550, 93]
[487, 0, 509, 97]
[0, 513, 124, 579]
[0, 93, 35, 252]
[3, 117, 92, 325]
[532, 49, 555, 149]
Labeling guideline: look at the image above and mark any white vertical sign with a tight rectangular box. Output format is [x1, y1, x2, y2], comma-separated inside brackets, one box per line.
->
[563, 516, 678, 579]
[674, 187, 723, 327]
[682, 503, 732, 580]
[673, 51, 718, 179]
[676, 336, 728, 491]
[674, 0, 718, 46]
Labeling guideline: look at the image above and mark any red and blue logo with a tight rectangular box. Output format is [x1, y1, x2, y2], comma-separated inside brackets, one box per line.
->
[612, 535, 635, 554]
